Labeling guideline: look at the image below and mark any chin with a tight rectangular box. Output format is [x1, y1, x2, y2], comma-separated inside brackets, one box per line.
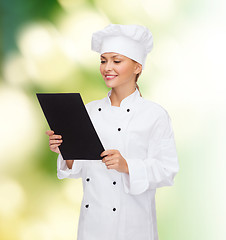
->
[104, 81, 118, 88]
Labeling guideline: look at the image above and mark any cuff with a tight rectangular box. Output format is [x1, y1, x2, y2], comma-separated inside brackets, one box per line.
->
[121, 158, 149, 195]
[57, 154, 83, 179]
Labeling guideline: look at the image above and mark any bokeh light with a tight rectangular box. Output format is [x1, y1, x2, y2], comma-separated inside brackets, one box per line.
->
[17, 22, 78, 85]
[0, 178, 26, 217]
[0, 85, 41, 169]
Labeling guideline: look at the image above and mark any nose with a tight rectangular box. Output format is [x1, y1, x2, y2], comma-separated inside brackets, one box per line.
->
[104, 61, 113, 71]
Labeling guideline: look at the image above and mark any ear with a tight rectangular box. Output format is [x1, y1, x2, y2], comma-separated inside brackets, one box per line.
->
[134, 63, 142, 75]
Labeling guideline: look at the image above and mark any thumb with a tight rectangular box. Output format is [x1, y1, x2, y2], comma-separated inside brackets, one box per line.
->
[45, 130, 54, 136]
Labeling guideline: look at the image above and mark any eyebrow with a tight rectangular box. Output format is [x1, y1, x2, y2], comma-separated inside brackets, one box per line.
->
[100, 55, 121, 59]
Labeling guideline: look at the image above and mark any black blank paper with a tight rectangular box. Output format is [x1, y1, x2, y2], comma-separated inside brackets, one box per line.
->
[36, 93, 105, 160]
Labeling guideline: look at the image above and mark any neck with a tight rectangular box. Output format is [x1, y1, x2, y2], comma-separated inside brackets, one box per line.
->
[110, 85, 136, 107]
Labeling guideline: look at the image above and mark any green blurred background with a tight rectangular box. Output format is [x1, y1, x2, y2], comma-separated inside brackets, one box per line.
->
[0, 0, 225, 239]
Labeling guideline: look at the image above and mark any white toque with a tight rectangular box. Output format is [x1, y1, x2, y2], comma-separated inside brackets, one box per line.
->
[91, 24, 153, 69]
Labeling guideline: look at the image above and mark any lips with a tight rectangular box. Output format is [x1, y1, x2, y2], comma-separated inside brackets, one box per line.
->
[105, 75, 118, 80]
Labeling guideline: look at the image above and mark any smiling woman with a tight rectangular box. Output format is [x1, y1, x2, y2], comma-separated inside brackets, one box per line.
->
[99, 53, 142, 105]
[46, 23, 179, 240]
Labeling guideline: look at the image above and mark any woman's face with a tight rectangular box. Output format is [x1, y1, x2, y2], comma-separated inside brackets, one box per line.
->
[100, 52, 142, 89]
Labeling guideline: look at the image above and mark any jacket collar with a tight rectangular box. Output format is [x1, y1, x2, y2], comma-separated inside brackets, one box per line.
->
[105, 88, 141, 108]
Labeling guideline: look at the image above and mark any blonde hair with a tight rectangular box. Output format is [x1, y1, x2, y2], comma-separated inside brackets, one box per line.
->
[132, 59, 142, 97]
[135, 72, 142, 97]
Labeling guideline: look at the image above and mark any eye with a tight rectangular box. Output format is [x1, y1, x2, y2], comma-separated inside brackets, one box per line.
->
[114, 61, 121, 63]
[100, 60, 106, 64]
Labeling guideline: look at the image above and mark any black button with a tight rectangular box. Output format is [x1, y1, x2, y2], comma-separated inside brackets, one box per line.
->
[98, 108, 101, 111]
[118, 128, 121, 131]
[113, 181, 116, 185]
[85, 204, 89, 208]
[127, 109, 130, 112]
[113, 208, 116, 211]
[86, 178, 90, 182]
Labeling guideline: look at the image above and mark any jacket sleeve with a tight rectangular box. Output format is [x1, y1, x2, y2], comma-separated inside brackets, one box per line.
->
[57, 153, 83, 179]
[121, 110, 179, 195]
[56, 101, 95, 180]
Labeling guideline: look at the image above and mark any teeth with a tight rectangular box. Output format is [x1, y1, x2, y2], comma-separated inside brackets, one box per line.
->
[106, 75, 117, 79]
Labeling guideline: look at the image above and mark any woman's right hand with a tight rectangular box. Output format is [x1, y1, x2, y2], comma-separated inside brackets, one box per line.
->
[45, 130, 63, 154]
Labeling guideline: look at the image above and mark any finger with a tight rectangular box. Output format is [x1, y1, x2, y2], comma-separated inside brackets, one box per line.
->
[102, 155, 114, 163]
[106, 162, 118, 169]
[49, 135, 62, 140]
[46, 130, 54, 136]
[49, 139, 63, 146]
[50, 144, 61, 151]
[51, 143, 61, 147]
[100, 149, 118, 157]
[105, 159, 117, 166]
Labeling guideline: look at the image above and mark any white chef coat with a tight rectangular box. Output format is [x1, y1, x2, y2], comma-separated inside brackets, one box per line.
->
[57, 88, 179, 240]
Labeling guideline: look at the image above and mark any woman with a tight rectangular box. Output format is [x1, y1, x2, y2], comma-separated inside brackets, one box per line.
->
[46, 24, 179, 240]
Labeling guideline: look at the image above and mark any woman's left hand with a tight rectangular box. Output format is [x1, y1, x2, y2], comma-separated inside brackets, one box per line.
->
[100, 149, 129, 174]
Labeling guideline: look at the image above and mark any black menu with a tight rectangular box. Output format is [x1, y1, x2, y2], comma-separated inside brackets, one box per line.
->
[36, 93, 105, 160]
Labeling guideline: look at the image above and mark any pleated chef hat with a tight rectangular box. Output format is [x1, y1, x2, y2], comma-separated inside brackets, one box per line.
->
[91, 24, 153, 69]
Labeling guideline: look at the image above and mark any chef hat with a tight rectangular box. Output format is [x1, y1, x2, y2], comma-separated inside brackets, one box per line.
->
[91, 24, 153, 69]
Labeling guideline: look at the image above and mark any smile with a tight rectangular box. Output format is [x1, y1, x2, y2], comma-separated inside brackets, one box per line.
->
[105, 75, 118, 80]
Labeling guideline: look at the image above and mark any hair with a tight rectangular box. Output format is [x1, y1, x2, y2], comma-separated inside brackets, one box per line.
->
[131, 59, 142, 97]
[135, 71, 142, 97]
[132, 59, 142, 97]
